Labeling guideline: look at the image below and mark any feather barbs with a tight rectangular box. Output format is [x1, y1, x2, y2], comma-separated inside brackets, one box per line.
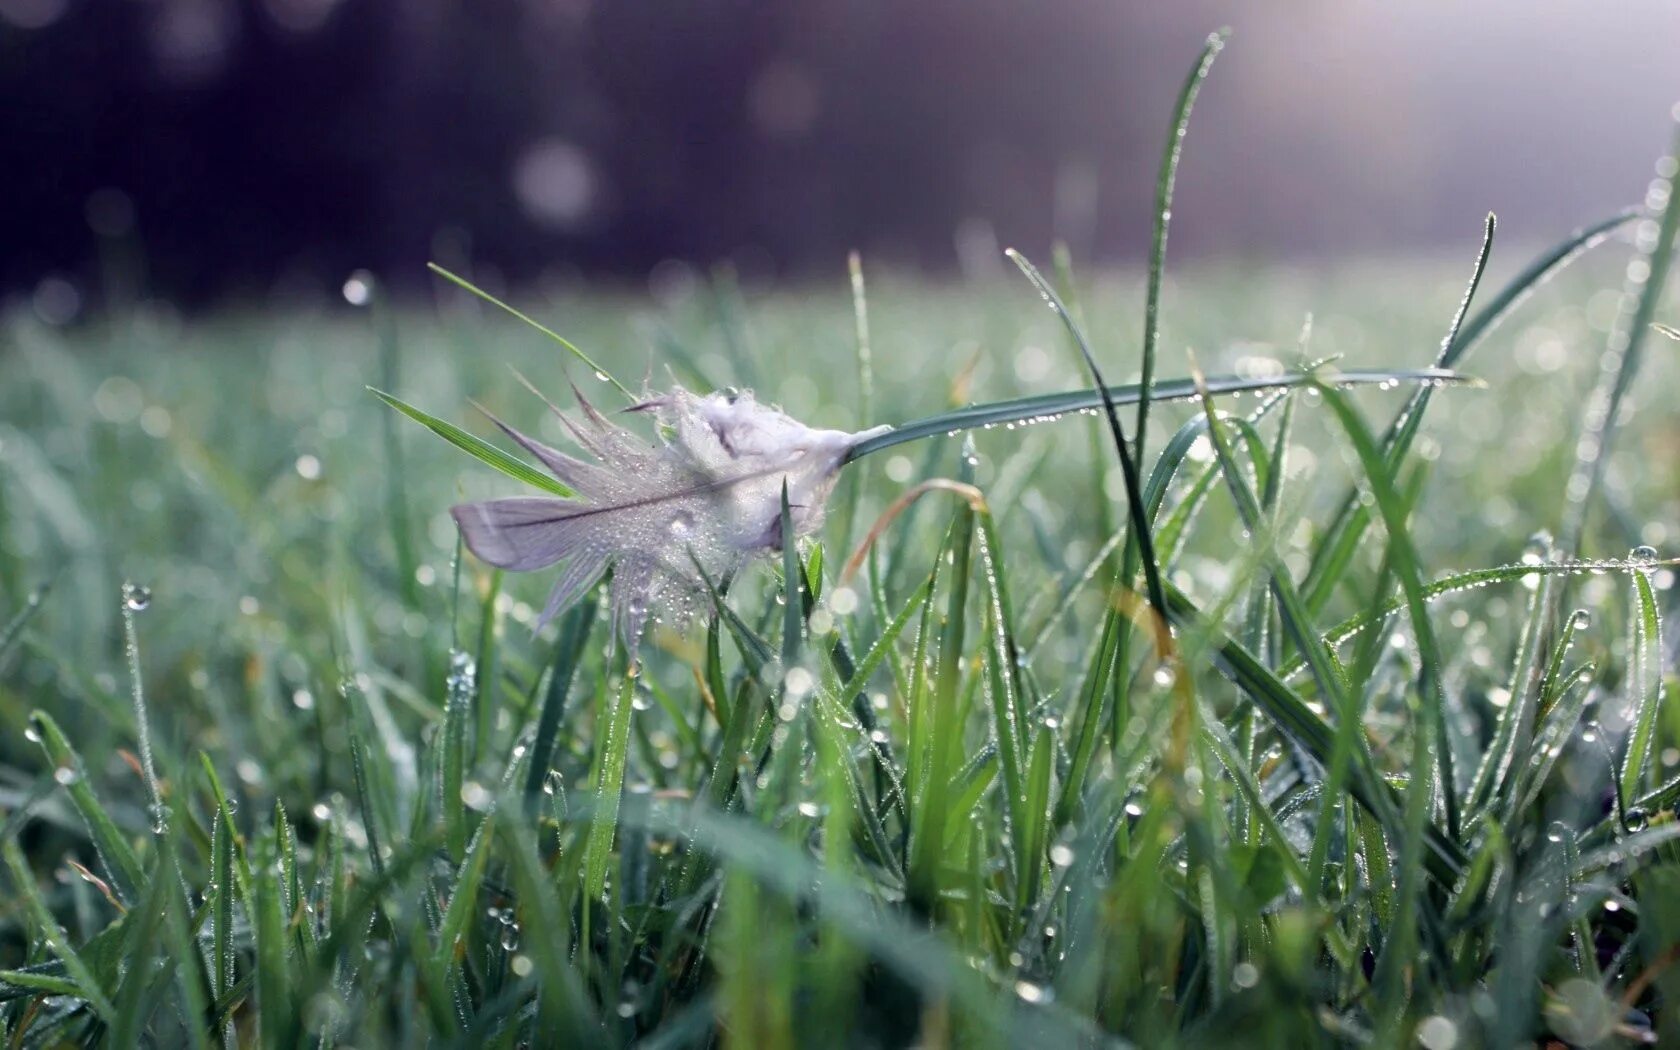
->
[451, 383, 887, 643]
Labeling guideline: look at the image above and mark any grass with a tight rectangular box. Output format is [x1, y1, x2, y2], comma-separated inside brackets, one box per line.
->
[4, 47, 1680, 1050]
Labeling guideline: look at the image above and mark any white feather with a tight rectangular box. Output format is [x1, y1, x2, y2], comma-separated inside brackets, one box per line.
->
[451, 384, 888, 643]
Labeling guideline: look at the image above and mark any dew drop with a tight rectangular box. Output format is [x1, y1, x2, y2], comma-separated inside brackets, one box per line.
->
[1625, 807, 1649, 832]
[1630, 545, 1659, 568]
[121, 582, 152, 612]
[1570, 609, 1591, 631]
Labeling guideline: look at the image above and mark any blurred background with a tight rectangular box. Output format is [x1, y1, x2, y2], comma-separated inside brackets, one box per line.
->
[4, 0, 1679, 311]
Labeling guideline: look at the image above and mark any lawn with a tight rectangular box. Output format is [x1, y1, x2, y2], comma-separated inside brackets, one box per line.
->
[3, 85, 1680, 1050]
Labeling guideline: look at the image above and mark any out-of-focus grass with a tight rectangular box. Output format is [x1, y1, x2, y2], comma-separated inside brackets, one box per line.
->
[3, 61, 1680, 1040]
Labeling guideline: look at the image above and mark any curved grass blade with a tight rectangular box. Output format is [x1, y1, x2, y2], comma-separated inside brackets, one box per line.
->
[1137, 28, 1227, 465]
[1006, 249, 1169, 619]
[1282, 557, 1680, 681]
[427, 262, 633, 400]
[1314, 382, 1459, 838]
[1512, 666, 1595, 817]
[371, 388, 573, 498]
[1302, 216, 1494, 613]
[1160, 582, 1464, 884]
[2, 837, 117, 1022]
[26, 710, 143, 904]
[1305, 209, 1636, 612]
[844, 367, 1465, 464]
[1562, 117, 1680, 549]
[1191, 364, 1349, 724]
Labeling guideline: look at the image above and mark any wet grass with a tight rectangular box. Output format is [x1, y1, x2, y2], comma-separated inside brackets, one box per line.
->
[4, 51, 1680, 1050]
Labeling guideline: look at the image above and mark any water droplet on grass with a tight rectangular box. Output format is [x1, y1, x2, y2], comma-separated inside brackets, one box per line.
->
[121, 582, 152, 612]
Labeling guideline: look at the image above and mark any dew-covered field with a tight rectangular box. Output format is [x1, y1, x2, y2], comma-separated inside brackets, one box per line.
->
[1, 225, 1679, 1047]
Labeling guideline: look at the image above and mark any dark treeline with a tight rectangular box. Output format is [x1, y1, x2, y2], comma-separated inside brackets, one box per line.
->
[5, 0, 1207, 305]
[4, 0, 1676, 307]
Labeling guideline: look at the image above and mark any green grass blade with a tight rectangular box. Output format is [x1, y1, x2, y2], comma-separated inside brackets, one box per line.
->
[442, 647, 475, 861]
[253, 853, 298, 1048]
[1160, 582, 1464, 883]
[583, 660, 639, 901]
[1303, 209, 1633, 613]
[843, 367, 1465, 463]
[109, 851, 173, 1047]
[842, 574, 931, 695]
[2, 837, 117, 1022]
[1449, 210, 1635, 366]
[436, 817, 494, 991]
[1055, 602, 1122, 827]
[1373, 711, 1437, 1018]
[199, 754, 255, 909]
[209, 807, 234, 1007]
[370, 387, 573, 498]
[1137, 28, 1227, 464]
[1006, 249, 1168, 622]
[909, 500, 974, 912]
[1015, 725, 1055, 928]
[1465, 544, 1560, 820]
[1560, 117, 1680, 549]
[1190, 368, 1347, 718]
[1512, 665, 1595, 817]
[1619, 565, 1665, 806]
[496, 821, 597, 1039]
[27, 709, 143, 904]
[1313, 382, 1459, 838]
[427, 262, 634, 399]
[524, 595, 598, 812]
[1282, 556, 1678, 681]
[976, 509, 1027, 856]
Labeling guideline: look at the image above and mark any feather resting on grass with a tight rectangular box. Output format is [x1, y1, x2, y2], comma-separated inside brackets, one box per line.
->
[452, 384, 889, 643]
